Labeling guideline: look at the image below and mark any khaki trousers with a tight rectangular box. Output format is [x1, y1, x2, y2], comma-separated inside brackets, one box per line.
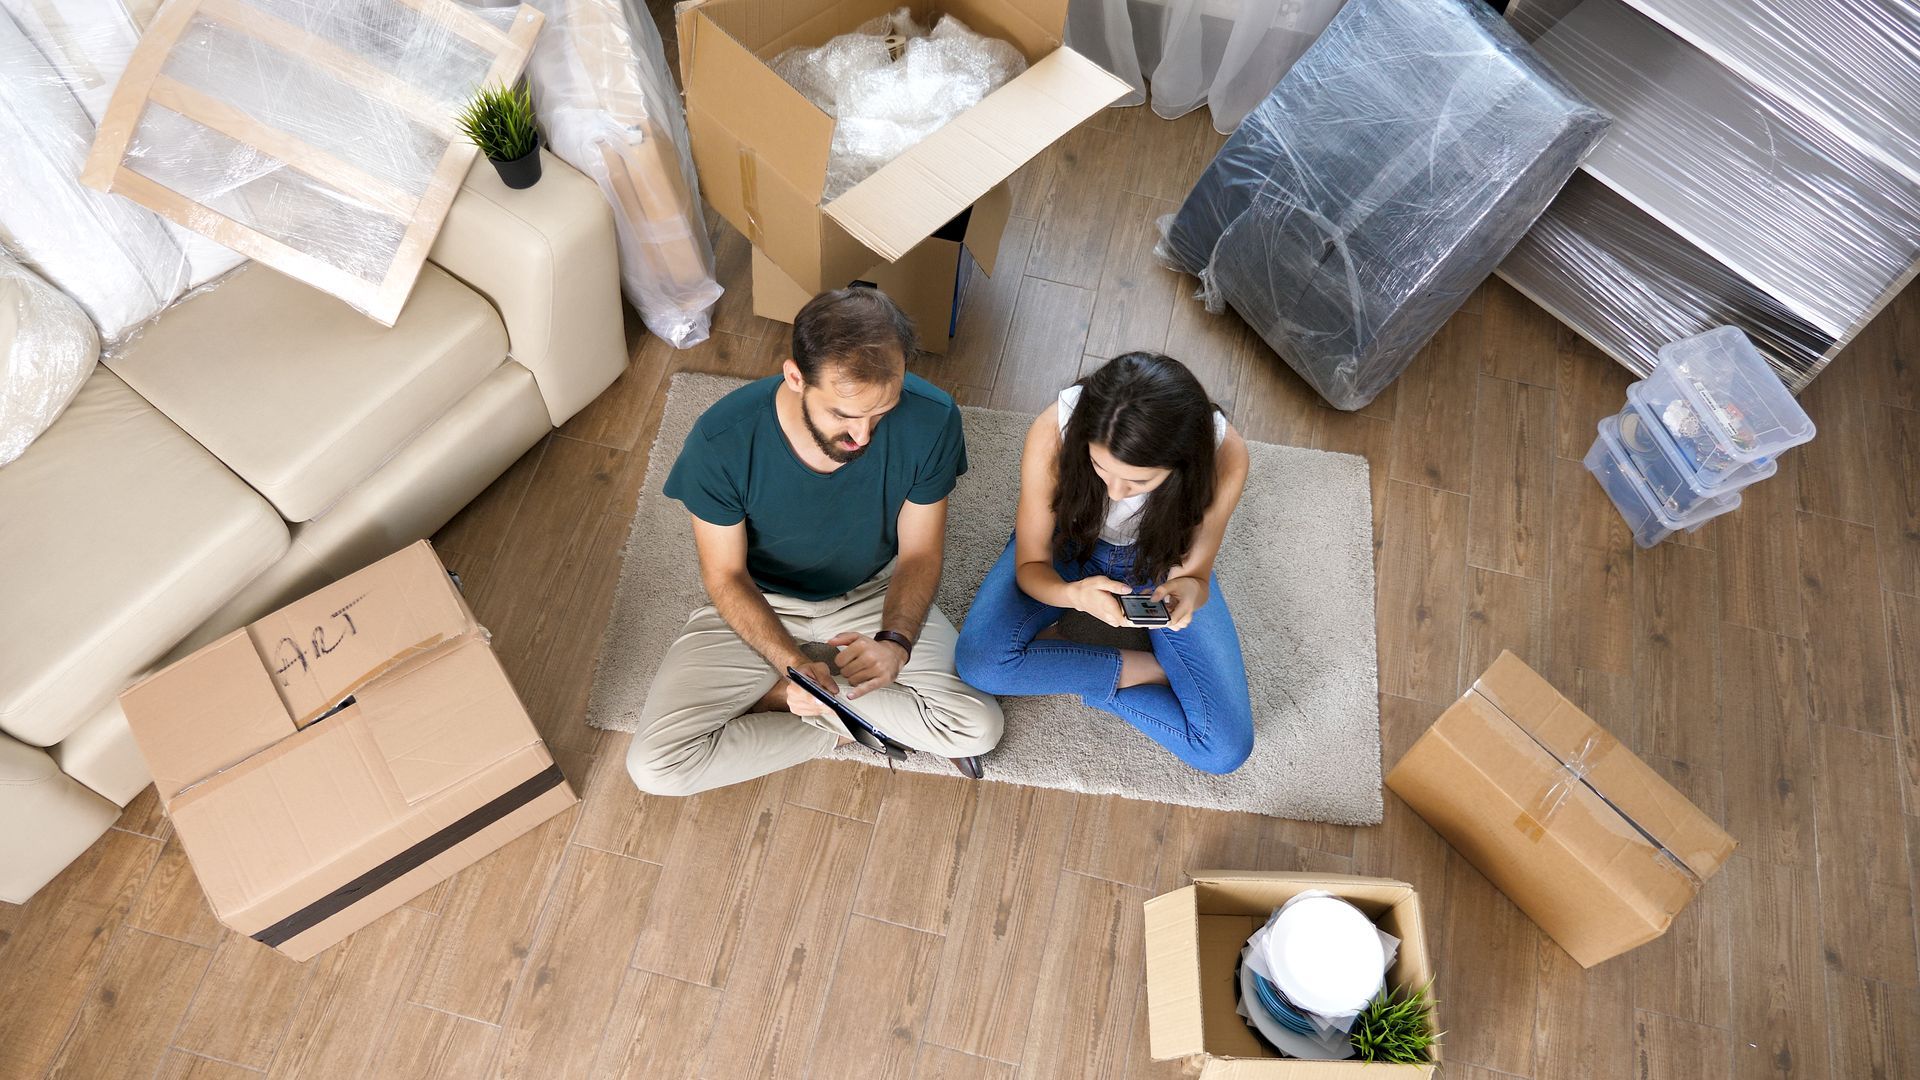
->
[626, 567, 1003, 796]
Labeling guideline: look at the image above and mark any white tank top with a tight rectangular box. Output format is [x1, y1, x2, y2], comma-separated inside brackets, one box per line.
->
[1056, 385, 1228, 547]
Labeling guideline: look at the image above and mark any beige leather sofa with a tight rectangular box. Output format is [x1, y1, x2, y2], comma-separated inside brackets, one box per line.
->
[0, 152, 629, 904]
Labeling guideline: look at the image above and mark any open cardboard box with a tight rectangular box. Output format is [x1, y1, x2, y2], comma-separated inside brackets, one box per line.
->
[119, 541, 576, 961]
[1144, 871, 1439, 1078]
[1387, 652, 1735, 968]
[677, 0, 1128, 298]
[748, 183, 1009, 352]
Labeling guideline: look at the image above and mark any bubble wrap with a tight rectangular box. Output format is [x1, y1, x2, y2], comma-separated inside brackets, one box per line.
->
[772, 8, 1026, 202]
[1, 256, 100, 467]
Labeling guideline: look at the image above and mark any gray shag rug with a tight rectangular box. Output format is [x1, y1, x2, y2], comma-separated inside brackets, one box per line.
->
[586, 374, 1382, 824]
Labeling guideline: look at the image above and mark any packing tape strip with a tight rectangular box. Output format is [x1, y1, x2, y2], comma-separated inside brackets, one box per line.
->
[739, 146, 763, 247]
[1471, 683, 1703, 887]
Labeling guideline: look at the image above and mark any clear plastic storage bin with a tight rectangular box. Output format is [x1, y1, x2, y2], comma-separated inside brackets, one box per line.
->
[1586, 416, 1741, 548]
[1639, 327, 1816, 485]
[1615, 382, 1776, 517]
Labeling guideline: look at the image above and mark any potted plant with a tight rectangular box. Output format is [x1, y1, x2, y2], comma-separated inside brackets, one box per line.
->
[458, 82, 541, 189]
[1348, 981, 1441, 1064]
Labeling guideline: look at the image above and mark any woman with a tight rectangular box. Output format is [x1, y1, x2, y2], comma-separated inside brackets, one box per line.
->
[956, 351, 1253, 774]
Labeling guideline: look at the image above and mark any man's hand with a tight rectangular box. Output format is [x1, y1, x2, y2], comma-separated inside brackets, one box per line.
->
[1151, 576, 1208, 631]
[1069, 575, 1133, 628]
[783, 660, 840, 717]
[830, 632, 908, 699]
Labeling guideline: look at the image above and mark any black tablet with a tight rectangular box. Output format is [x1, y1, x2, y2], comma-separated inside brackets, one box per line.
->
[786, 667, 909, 763]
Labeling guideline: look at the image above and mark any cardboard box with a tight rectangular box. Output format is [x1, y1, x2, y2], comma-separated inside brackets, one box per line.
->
[677, 0, 1129, 297]
[748, 182, 1009, 352]
[1144, 871, 1439, 1078]
[119, 541, 576, 961]
[1386, 652, 1736, 968]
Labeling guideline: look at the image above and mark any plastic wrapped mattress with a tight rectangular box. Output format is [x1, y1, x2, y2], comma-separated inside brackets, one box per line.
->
[1161, 0, 1610, 410]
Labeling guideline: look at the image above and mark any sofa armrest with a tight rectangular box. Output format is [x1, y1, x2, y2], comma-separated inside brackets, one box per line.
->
[428, 151, 628, 426]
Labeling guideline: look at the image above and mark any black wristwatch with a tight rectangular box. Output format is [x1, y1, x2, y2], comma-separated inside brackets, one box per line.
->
[874, 630, 914, 660]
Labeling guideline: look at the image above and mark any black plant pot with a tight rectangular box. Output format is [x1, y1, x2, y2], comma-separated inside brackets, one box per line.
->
[490, 134, 542, 190]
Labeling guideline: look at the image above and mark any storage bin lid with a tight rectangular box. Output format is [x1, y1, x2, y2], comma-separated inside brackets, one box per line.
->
[1652, 327, 1816, 467]
[1623, 382, 1777, 500]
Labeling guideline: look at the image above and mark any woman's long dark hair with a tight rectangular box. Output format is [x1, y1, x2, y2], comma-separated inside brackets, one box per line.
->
[1054, 352, 1221, 586]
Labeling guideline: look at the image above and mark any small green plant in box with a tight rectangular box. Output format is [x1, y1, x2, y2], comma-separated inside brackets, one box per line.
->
[1349, 981, 1440, 1064]
[458, 82, 541, 189]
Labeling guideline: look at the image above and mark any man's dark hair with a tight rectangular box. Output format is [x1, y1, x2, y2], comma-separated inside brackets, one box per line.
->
[791, 287, 917, 387]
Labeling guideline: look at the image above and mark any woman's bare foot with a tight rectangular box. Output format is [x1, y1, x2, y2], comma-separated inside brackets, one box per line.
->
[1117, 648, 1168, 688]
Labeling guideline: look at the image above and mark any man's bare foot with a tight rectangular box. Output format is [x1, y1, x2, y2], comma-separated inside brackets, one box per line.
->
[748, 680, 788, 713]
[1117, 648, 1168, 688]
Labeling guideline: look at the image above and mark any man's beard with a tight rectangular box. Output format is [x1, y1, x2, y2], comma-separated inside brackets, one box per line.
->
[802, 400, 867, 463]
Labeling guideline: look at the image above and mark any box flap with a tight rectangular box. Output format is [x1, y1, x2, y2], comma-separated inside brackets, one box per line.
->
[680, 0, 834, 204]
[168, 709, 406, 920]
[1143, 886, 1206, 1059]
[119, 630, 298, 806]
[963, 180, 1013, 276]
[1472, 652, 1735, 881]
[357, 636, 541, 805]
[245, 541, 476, 727]
[822, 46, 1128, 262]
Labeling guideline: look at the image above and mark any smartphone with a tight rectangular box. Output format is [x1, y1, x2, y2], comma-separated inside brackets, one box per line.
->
[1120, 594, 1171, 626]
[785, 667, 909, 763]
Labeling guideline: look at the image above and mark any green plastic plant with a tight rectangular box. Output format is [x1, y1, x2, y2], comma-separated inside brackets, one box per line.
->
[456, 83, 538, 162]
[1349, 981, 1441, 1064]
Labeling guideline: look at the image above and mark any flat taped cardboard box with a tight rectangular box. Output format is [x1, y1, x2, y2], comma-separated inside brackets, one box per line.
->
[1144, 871, 1438, 1078]
[119, 541, 576, 961]
[677, 0, 1128, 297]
[749, 182, 1011, 353]
[1386, 651, 1736, 968]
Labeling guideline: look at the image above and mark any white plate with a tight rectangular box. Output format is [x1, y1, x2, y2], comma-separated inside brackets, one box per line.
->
[1265, 895, 1385, 1016]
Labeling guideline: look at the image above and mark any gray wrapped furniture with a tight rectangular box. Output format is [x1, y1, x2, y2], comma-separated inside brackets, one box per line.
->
[1161, 0, 1610, 410]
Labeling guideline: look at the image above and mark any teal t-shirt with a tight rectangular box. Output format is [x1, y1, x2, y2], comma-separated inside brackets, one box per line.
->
[663, 374, 967, 601]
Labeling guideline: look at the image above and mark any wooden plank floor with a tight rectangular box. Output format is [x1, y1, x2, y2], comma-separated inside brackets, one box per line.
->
[6, 94, 1920, 1080]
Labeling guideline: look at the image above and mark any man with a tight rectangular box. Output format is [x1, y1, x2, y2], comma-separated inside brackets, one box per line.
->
[627, 287, 1002, 796]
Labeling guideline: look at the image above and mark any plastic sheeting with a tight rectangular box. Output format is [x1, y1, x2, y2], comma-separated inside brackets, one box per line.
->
[1160, 0, 1608, 411]
[0, 4, 187, 341]
[510, 0, 720, 348]
[1, 0, 244, 292]
[772, 8, 1027, 202]
[85, 0, 539, 326]
[1499, 0, 1920, 393]
[0, 256, 100, 468]
[1499, 173, 1838, 391]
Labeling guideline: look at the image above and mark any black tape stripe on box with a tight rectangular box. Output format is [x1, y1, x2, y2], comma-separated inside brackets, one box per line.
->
[251, 762, 566, 948]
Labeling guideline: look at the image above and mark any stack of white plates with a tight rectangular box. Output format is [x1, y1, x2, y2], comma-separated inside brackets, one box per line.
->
[1239, 893, 1395, 1059]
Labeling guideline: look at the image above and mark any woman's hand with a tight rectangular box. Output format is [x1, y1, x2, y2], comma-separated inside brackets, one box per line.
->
[1152, 576, 1209, 631]
[1069, 575, 1133, 628]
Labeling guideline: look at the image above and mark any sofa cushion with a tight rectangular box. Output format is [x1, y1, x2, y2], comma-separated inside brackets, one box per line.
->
[104, 261, 509, 522]
[0, 368, 288, 747]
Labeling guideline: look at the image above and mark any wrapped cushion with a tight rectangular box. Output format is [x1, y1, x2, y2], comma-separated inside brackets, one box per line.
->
[0, 257, 98, 467]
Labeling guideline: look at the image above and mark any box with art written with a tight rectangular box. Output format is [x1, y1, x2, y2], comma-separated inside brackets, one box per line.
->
[1386, 651, 1735, 968]
[119, 541, 576, 961]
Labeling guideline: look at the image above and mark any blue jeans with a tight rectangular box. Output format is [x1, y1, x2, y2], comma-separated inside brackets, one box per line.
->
[955, 535, 1254, 774]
